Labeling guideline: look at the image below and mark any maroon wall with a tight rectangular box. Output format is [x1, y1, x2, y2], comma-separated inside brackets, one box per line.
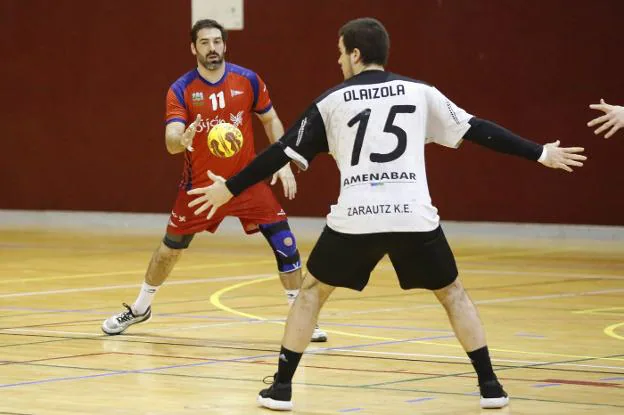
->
[2, 0, 623, 224]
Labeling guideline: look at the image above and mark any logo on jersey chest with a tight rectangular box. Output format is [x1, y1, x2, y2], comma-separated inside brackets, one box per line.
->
[191, 92, 205, 106]
[229, 110, 243, 127]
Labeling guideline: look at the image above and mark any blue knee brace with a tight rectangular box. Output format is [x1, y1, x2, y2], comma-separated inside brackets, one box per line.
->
[259, 220, 301, 273]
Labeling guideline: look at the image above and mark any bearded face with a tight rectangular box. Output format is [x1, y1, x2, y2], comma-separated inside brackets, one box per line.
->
[192, 28, 226, 71]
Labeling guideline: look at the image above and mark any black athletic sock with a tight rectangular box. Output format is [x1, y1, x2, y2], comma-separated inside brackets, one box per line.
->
[467, 346, 497, 384]
[276, 346, 303, 384]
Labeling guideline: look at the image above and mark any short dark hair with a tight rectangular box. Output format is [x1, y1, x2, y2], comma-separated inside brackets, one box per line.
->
[191, 19, 228, 44]
[339, 18, 390, 66]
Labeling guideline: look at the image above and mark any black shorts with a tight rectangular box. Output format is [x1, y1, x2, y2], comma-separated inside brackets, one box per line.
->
[306, 225, 458, 291]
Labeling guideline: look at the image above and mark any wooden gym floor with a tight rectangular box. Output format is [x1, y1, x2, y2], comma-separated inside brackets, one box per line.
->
[1, 228, 623, 414]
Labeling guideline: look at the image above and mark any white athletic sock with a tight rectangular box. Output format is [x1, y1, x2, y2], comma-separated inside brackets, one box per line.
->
[285, 289, 299, 307]
[132, 282, 159, 315]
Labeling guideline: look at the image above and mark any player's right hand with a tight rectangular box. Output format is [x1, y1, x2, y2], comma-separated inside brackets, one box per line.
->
[588, 99, 624, 139]
[538, 140, 586, 173]
[181, 114, 202, 151]
[187, 170, 233, 219]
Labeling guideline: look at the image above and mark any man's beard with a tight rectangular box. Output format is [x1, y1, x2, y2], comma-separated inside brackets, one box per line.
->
[199, 53, 224, 71]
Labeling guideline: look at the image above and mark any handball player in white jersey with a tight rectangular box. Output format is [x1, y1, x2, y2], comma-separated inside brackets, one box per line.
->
[186, 18, 586, 411]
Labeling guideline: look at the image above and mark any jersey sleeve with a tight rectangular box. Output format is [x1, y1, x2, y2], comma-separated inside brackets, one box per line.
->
[425, 86, 473, 148]
[165, 87, 188, 125]
[277, 103, 329, 171]
[253, 74, 273, 114]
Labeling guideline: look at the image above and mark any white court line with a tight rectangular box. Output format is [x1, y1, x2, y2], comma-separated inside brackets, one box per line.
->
[376, 263, 624, 280]
[2, 328, 102, 337]
[475, 287, 624, 304]
[461, 268, 624, 280]
[4, 270, 623, 317]
[4, 266, 623, 299]
[327, 349, 533, 364]
[329, 349, 624, 371]
[0, 260, 275, 284]
[331, 287, 624, 316]
[0, 273, 274, 298]
[156, 319, 266, 332]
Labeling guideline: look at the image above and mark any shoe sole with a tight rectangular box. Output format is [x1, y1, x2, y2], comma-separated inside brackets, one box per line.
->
[480, 396, 509, 409]
[101, 313, 152, 335]
[257, 395, 293, 411]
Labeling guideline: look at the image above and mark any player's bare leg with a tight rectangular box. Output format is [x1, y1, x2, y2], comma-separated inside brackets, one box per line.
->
[101, 241, 184, 335]
[257, 273, 335, 410]
[279, 268, 327, 342]
[260, 221, 328, 342]
[282, 273, 334, 350]
[279, 268, 303, 303]
[434, 279, 509, 409]
[143, 242, 184, 287]
[279, 269, 302, 289]
[434, 279, 486, 351]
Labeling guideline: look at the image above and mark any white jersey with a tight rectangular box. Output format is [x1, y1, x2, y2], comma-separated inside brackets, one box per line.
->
[279, 70, 473, 234]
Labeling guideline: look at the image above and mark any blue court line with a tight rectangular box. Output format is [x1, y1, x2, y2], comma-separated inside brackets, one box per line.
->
[406, 397, 435, 403]
[515, 332, 546, 339]
[0, 355, 264, 389]
[0, 335, 455, 389]
[338, 408, 363, 412]
[532, 383, 561, 388]
[600, 377, 624, 381]
[0, 307, 247, 321]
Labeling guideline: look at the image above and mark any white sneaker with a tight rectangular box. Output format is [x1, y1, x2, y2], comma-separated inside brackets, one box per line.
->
[101, 303, 151, 335]
[311, 325, 327, 342]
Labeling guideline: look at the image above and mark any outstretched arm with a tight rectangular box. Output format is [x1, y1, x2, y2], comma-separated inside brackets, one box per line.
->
[187, 144, 290, 219]
[187, 103, 329, 218]
[463, 118, 586, 172]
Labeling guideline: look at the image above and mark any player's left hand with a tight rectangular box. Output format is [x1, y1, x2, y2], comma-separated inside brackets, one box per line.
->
[538, 140, 586, 173]
[270, 164, 297, 200]
[587, 99, 624, 138]
[187, 171, 233, 219]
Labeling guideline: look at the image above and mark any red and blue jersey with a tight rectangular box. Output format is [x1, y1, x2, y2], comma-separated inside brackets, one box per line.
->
[165, 63, 273, 189]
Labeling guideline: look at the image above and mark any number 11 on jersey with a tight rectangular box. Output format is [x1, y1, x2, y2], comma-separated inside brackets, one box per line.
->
[209, 91, 225, 111]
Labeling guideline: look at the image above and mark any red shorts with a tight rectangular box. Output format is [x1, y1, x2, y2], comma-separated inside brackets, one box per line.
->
[166, 182, 286, 235]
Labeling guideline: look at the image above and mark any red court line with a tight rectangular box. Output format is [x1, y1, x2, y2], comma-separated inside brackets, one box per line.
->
[111, 351, 215, 361]
[249, 361, 624, 389]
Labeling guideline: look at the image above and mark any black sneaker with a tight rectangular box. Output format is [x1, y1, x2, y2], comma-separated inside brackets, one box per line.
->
[257, 373, 293, 411]
[101, 303, 152, 335]
[479, 379, 509, 409]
